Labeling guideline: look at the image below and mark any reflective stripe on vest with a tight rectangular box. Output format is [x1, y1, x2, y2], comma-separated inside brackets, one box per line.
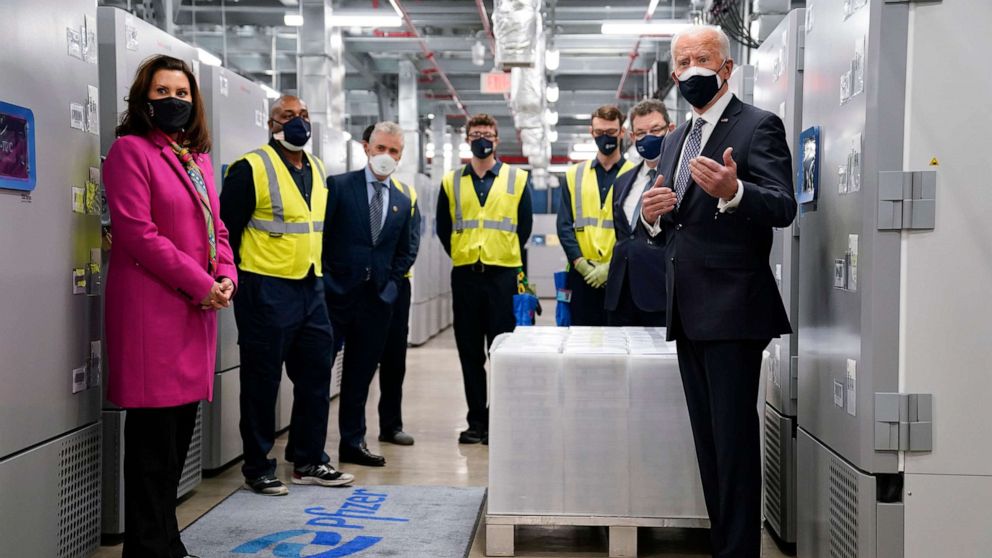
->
[392, 177, 418, 279]
[567, 159, 635, 263]
[246, 148, 326, 236]
[453, 165, 518, 232]
[238, 145, 327, 279]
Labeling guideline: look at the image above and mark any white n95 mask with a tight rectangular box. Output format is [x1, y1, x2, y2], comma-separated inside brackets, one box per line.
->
[370, 153, 399, 177]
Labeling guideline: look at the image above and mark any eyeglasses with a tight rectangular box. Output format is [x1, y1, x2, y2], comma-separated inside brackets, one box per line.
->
[592, 128, 621, 138]
[632, 126, 668, 140]
[467, 132, 497, 140]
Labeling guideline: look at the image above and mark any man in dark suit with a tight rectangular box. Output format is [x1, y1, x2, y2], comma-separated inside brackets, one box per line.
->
[641, 26, 796, 558]
[604, 99, 675, 327]
[323, 121, 413, 467]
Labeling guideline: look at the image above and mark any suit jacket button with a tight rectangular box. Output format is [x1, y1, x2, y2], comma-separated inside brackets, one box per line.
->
[670, 257, 676, 263]
[676, 223, 683, 230]
[629, 234, 635, 240]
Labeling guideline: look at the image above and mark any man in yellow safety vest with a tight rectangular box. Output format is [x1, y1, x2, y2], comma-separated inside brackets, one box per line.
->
[436, 113, 533, 445]
[557, 104, 637, 326]
[221, 95, 353, 496]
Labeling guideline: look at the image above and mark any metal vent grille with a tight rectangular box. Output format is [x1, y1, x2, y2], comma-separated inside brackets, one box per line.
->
[177, 403, 203, 498]
[58, 427, 101, 558]
[828, 460, 858, 558]
[763, 407, 784, 529]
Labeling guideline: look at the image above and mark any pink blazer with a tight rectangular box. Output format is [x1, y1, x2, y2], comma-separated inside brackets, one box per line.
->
[103, 130, 237, 408]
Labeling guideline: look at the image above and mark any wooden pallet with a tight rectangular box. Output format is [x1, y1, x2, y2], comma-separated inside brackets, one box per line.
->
[484, 513, 710, 557]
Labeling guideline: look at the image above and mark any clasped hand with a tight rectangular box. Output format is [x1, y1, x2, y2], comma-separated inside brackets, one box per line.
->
[688, 147, 739, 200]
[200, 278, 234, 310]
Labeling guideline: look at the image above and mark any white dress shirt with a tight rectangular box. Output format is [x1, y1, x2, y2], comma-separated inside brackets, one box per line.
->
[624, 162, 661, 229]
[674, 91, 744, 213]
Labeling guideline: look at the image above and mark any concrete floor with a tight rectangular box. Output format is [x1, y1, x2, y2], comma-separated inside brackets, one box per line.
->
[93, 324, 792, 558]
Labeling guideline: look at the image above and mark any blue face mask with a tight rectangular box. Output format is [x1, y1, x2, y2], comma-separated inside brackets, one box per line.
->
[470, 137, 495, 159]
[273, 116, 311, 150]
[635, 133, 665, 161]
[595, 134, 620, 156]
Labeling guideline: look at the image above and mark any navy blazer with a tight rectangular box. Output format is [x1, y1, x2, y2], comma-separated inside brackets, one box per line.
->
[604, 162, 668, 313]
[659, 95, 796, 341]
[322, 169, 413, 305]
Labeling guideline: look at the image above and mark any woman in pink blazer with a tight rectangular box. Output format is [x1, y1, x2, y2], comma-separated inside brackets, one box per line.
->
[103, 54, 236, 558]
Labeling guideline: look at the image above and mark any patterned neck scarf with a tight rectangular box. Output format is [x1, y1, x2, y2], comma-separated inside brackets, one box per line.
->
[169, 141, 217, 273]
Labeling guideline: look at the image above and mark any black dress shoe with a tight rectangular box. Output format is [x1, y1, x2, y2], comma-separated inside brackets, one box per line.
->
[339, 444, 386, 467]
[378, 430, 415, 446]
[459, 428, 483, 444]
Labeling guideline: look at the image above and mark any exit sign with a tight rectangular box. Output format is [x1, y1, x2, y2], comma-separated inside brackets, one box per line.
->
[480, 71, 511, 94]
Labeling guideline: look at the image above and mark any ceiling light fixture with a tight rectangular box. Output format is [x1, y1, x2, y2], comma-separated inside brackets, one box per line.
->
[545, 48, 560, 71]
[284, 13, 305, 27]
[472, 41, 486, 66]
[545, 82, 559, 103]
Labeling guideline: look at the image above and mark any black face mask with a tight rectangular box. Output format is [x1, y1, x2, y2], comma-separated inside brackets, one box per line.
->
[595, 134, 620, 156]
[675, 60, 728, 109]
[471, 137, 495, 159]
[148, 97, 192, 133]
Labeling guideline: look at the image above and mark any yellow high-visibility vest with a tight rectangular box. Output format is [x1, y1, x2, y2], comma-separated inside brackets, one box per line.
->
[233, 144, 327, 279]
[391, 177, 417, 279]
[442, 164, 528, 268]
[565, 159, 636, 264]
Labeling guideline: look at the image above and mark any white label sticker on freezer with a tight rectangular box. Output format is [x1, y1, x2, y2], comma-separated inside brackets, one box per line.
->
[834, 380, 844, 408]
[126, 24, 139, 50]
[220, 74, 230, 97]
[848, 234, 859, 291]
[86, 85, 99, 135]
[846, 359, 857, 416]
[838, 164, 849, 194]
[848, 134, 862, 192]
[852, 36, 865, 96]
[83, 14, 97, 64]
[70, 103, 86, 130]
[72, 366, 87, 394]
[67, 27, 83, 59]
[833, 258, 847, 289]
[775, 263, 782, 283]
[72, 186, 86, 214]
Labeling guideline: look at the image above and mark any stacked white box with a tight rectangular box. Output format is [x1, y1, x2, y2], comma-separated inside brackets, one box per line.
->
[627, 340, 707, 519]
[489, 332, 566, 514]
[561, 336, 630, 516]
[489, 327, 710, 522]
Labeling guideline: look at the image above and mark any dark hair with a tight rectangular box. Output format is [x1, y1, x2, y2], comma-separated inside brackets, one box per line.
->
[362, 124, 375, 143]
[466, 113, 499, 137]
[116, 55, 211, 153]
[591, 104, 626, 126]
[629, 99, 671, 127]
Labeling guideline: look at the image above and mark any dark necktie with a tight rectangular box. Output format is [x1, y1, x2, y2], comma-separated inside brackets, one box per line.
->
[370, 181, 385, 244]
[633, 167, 658, 223]
[674, 117, 707, 207]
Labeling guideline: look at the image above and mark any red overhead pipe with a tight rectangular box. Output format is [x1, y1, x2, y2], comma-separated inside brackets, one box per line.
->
[474, 0, 497, 55]
[615, 4, 657, 99]
[390, 0, 470, 117]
